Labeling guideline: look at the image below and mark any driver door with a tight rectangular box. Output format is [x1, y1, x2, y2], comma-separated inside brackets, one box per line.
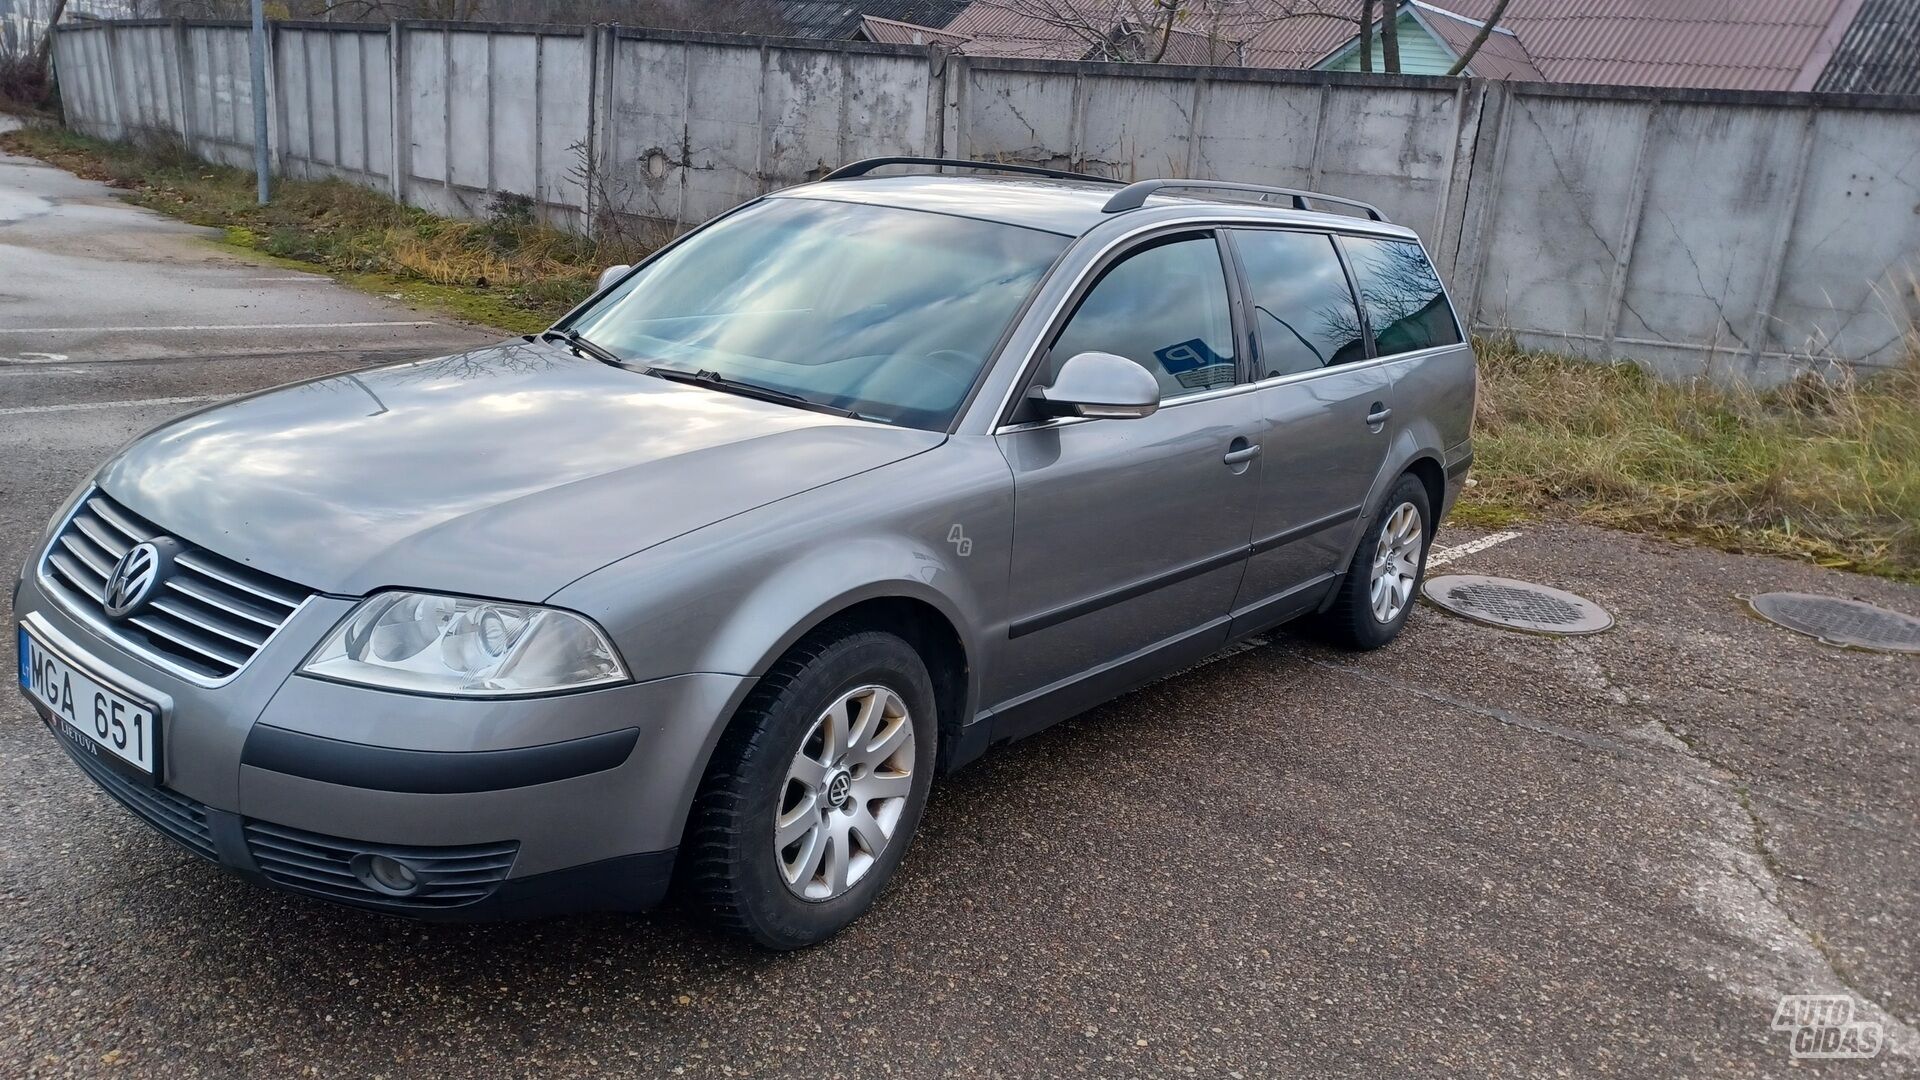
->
[989, 232, 1262, 737]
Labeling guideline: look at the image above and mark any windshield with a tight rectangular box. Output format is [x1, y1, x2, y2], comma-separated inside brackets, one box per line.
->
[566, 197, 1069, 430]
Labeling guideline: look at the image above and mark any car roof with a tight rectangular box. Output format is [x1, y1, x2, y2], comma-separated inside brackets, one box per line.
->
[772, 173, 1422, 241]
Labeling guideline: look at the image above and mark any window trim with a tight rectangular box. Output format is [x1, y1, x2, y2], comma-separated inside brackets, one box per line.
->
[998, 225, 1246, 428]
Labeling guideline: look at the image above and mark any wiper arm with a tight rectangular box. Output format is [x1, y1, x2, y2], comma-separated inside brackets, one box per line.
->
[643, 366, 862, 419]
[540, 328, 621, 365]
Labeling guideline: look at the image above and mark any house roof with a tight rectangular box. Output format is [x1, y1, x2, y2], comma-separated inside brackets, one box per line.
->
[778, 0, 970, 40]
[1409, 2, 1546, 80]
[1814, 0, 1920, 95]
[858, 13, 970, 45]
[877, 0, 1870, 91]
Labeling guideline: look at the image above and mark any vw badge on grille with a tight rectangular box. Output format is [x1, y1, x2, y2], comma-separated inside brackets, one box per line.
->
[103, 540, 168, 619]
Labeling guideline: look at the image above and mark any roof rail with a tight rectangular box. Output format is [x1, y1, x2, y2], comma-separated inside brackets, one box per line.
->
[822, 156, 1125, 185]
[1101, 179, 1387, 221]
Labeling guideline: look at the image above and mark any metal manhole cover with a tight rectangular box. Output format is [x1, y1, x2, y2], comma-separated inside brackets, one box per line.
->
[1423, 575, 1613, 635]
[1746, 592, 1920, 654]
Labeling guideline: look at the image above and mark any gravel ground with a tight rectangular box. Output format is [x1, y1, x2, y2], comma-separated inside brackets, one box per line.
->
[2, 121, 1916, 1079]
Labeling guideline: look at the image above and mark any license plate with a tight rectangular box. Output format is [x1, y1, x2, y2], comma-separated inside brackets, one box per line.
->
[18, 625, 159, 777]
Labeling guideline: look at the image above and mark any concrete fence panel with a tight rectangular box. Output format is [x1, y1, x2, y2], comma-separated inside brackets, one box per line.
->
[42, 19, 1920, 379]
[181, 22, 259, 168]
[601, 29, 934, 229]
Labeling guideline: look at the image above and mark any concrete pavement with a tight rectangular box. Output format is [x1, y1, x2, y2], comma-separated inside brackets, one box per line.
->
[1, 124, 1916, 1078]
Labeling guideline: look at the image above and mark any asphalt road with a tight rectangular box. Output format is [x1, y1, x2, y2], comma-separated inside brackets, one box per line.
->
[2, 124, 1917, 1079]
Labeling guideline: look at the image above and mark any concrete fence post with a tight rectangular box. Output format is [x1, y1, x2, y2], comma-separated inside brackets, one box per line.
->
[171, 19, 195, 151]
[1742, 107, 1818, 373]
[388, 21, 406, 203]
[937, 51, 968, 159]
[1599, 100, 1661, 359]
[102, 21, 124, 138]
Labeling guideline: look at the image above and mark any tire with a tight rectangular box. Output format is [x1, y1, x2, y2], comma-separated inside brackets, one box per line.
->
[1313, 474, 1432, 650]
[681, 626, 938, 950]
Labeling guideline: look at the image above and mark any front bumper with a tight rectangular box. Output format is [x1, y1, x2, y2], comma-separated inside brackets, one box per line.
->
[15, 571, 749, 920]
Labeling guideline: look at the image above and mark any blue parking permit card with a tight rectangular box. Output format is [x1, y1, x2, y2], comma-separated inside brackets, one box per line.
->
[1155, 338, 1225, 373]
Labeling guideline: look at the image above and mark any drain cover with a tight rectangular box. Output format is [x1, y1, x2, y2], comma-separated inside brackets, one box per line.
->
[1423, 575, 1613, 635]
[1746, 592, 1920, 653]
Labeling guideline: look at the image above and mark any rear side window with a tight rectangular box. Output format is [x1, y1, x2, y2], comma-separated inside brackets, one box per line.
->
[1232, 230, 1368, 377]
[1045, 234, 1237, 399]
[1341, 236, 1462, 356]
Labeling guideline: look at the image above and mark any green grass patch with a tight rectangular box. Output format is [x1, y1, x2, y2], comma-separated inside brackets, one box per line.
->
[0, 122, 649, 332]
[1465, 338, 1920, 581]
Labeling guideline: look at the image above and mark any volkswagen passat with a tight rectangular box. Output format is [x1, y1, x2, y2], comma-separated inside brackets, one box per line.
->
[14, 160, 1475, 948]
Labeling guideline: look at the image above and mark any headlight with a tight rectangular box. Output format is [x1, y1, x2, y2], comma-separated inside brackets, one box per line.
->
[302, 591, 628, 696]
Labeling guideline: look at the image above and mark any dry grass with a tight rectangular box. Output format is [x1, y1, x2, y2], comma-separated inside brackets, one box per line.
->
[0, 121, 650, 331]
[1464, 337, 1920, 581]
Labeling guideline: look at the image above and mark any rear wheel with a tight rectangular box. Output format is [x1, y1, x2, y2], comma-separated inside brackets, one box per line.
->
[1313, 474, 1431, 650]
[682, 627, 936, 950]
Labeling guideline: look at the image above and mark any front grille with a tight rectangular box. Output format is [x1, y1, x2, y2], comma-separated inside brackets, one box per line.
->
[244, 821, 519, 911]
[57, 738, 218, 862]
[42, 489, 313, 681]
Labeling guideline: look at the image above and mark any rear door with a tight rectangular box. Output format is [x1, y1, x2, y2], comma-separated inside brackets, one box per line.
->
[1225, 227, 1395, 632]
[992, 231, 1261, 726]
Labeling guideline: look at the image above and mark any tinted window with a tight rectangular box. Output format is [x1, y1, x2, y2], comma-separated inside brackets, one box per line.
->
[1342, 236, 1462, 356]
[569, 198, 1067, 430]
[1233, 230, 1367, 377]
[1045, 235, 1236, 399]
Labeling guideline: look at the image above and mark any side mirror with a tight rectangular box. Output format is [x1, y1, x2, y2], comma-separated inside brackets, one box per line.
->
[1032, 351, 1161, 420]
[596, 264, 632, 292]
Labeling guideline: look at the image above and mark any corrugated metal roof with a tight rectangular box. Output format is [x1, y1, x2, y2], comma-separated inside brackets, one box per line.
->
[1814, 0, 1920, 94]
[911, 0, 1865, 91]
[859, 12, 971, 43]
[779, 0, 970, 40]
[1411, 3, 1546, 79]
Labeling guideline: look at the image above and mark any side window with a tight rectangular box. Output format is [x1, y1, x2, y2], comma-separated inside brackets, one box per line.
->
[1341, 236, 1463, 356]
[1232, 229, 1368, 378]
[1043, 234, 1237, 400]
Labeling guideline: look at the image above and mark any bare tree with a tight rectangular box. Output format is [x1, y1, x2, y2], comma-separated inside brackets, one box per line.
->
[1378, 0, 1398, 72]
[1445, 0, 1512, 76]
[1356, 0, 1371, 72]
[969, 0, 1375, 69]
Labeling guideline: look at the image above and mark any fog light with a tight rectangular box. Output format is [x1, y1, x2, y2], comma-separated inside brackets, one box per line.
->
[351, 852, 422, 896]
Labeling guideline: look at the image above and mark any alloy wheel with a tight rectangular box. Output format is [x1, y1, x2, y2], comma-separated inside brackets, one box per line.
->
[775, 684, 916, 900]
[1369, 501, 1424, 624]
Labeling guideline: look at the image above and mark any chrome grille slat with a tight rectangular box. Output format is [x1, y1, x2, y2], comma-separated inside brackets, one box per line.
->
[173, 551, 305, 610]
[72, 515, 131, 558]
[86, 496, 153, 544]
[39, 489, 314, 683]
[47, 549, 108, 601]
[127, 613, 250, 667]
[163, 576, 284, 629]
[147, 596, 270, 649]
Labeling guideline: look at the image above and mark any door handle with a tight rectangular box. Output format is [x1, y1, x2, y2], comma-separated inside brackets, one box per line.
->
[1222, 442, 1262, 465]
[1366, 403, 1393, 425]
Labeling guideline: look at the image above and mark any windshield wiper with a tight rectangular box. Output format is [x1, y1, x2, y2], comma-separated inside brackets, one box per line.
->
[643, 366, 863, 420]
[540, 328, 621, 364]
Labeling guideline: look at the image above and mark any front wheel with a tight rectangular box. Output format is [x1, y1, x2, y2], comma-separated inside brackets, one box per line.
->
[681, 627, 937, 950]
[1312, 474, 1431, 650]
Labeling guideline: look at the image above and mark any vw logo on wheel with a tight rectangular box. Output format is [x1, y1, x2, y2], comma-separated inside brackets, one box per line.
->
[102, 540, 172, 619]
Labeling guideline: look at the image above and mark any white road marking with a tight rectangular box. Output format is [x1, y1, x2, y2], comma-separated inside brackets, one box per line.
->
[1429, 530, 1522, 567]
[0, 394, 224, 416]
[0, 352, 68, 363]
[0, 321, 437, 333]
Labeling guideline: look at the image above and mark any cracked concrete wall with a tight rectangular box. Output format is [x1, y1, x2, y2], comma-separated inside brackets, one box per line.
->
[49, 21, 1920, 379]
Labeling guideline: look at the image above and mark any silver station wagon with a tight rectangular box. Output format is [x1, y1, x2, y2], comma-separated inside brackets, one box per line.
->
[14, 158, 1475, 948]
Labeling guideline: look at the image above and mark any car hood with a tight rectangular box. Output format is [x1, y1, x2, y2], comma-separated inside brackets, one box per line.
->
[96, 340, 944, 599]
